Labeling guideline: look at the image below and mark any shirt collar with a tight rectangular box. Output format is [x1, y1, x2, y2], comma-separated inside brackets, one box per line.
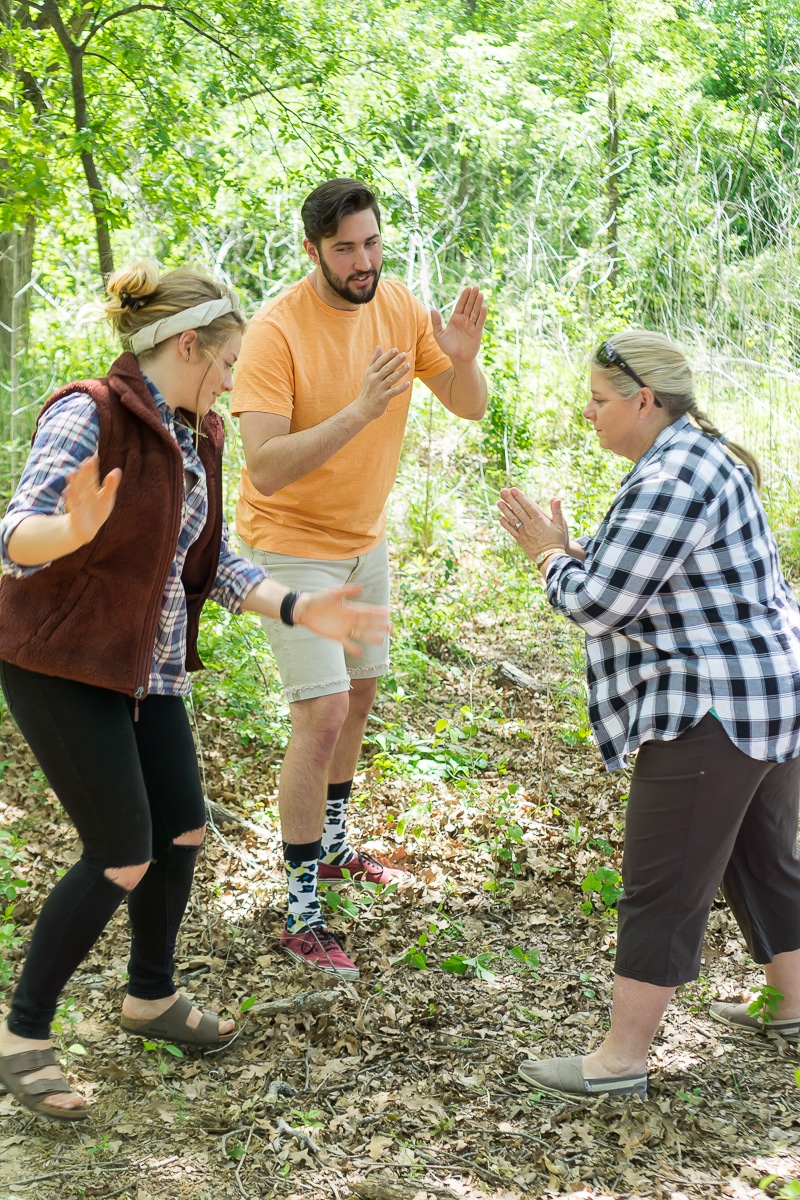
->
[633, 413, 693, 472]
[142, 374, 169, 414]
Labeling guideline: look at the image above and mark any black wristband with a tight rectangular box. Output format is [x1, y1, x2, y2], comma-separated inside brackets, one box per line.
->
[279, 590, 301, 626]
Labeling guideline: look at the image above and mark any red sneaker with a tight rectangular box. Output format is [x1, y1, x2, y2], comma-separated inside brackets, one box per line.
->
[280, 923, 360, 979]
[318, 849, 411, 888]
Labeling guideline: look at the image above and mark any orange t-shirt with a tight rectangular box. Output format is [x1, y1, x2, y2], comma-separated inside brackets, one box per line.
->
[231, 276, 452, 559]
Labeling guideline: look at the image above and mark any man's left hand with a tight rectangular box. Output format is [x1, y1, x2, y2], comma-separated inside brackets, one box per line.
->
[431, 286, 487, 363]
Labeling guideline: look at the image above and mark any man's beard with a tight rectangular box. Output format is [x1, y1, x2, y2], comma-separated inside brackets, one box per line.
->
[318, 252, 381, 305]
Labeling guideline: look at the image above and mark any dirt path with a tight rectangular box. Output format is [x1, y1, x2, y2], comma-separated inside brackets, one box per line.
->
[0, 617, 798, 1200]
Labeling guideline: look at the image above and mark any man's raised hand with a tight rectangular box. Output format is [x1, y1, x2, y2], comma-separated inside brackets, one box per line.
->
[430, 286, 487, 364]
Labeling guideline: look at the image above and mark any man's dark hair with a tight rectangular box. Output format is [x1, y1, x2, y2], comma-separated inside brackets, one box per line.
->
[301, 179, 381, 247]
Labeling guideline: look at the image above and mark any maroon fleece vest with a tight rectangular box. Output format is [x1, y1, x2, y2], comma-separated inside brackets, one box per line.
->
[0, 353, 223, 695]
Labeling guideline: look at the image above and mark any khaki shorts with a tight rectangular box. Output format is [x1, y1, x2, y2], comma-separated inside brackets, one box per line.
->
[240, 539, 390, 704]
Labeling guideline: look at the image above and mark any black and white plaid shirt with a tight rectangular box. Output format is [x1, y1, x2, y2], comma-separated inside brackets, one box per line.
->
[546, 415, 800, 770]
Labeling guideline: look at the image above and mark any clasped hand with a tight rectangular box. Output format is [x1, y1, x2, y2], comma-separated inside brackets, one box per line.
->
[497, 487, 568, 561]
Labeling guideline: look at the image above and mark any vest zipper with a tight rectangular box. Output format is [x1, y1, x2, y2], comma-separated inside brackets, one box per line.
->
[133, 431, 184, 701]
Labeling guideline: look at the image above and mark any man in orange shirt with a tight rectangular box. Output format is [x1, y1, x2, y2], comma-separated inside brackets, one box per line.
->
[233, 179, 487, 977]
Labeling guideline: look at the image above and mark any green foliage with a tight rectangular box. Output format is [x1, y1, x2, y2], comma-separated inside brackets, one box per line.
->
[441, 951, 496, 981]
[52, 997, 87, 1062]
[193, 603, 287, 754]
[142, 1038, 186, 1076]
[322, 878, 398, 920]
[579, 970, 596, 999]
[508, 946, 541, 975]
[580, 865, 624, 913]
[289, 1108, 325, 1128]
[369, 709, 490, 781]
[747, 984, 784, 1024]
[393, 928, 433, 971]
[0, 831, 27, 994]
[759, 1177, 800, 1199]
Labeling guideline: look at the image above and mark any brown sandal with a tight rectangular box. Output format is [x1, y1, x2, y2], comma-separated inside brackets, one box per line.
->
[0, 1047, 90, 1122]
[119, 994, 239, 1048]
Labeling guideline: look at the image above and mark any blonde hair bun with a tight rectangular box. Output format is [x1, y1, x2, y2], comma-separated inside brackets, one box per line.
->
[106, 260, 160, 306]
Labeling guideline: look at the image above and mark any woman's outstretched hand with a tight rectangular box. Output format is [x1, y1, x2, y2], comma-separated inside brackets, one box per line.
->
[63, 454, 123, 547]
[6, 454, 123, 567]
[292, 586, 390, 655]
[242, 581, 390, 654]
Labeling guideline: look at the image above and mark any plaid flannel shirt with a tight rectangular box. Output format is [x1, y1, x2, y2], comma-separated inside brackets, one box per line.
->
[0, 381, 266, 696]
[546, 415, 800, 770]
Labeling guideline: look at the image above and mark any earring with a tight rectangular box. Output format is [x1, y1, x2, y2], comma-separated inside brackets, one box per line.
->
[185, 352, 190, 362]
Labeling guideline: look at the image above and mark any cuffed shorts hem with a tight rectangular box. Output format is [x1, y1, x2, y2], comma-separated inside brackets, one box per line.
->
[349, 660, 389, 679]
[283, 676, 352, 704]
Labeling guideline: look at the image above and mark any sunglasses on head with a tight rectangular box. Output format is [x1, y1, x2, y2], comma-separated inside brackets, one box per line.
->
[595, 340, 648, 392]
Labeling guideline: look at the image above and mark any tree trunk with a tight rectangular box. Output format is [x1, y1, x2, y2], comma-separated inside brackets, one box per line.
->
[603, 0, 620, 286]
[41, 0, 115, 278]
[0, 217, 36, 380]
[70, 53, 115, 277]
[0, 0, 38, 381]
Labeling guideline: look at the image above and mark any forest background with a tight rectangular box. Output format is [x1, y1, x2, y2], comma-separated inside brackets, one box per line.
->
[1, 1, 800, 1199]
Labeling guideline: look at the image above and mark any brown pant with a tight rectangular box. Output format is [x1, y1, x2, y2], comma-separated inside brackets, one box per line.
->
[615, 713, 800, 987]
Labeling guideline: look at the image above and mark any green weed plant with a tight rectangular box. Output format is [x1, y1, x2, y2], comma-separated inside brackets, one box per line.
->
[580, 865, 624, 914]
[193, 604, 287, 757]
[747, 984, 784, 1025]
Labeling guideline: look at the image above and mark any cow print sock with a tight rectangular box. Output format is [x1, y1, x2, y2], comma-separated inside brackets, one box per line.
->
[283, 838, 324, 932]
[320, 780, 355, 866]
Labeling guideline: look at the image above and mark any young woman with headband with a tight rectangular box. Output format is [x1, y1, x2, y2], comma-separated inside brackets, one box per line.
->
[0, 260, 389, 1122]
[498, 329, 800, 1098]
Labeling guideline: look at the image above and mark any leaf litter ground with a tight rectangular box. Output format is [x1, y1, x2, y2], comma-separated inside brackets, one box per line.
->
[0, 596, 798, 1200]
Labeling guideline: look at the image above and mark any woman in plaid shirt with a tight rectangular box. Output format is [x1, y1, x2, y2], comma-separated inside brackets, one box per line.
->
[0, 261, 388, 1122]
[499, 330, 800, 1099]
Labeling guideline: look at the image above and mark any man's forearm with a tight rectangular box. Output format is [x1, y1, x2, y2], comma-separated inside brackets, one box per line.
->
[446, 359, 487, 420]
[247, 403, 371, 496]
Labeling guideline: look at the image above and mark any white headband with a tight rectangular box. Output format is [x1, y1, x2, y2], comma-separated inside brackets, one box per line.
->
[129, 297, 235, 355]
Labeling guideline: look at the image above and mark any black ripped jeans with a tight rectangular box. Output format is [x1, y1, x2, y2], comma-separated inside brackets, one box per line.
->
[0, 661, 207, 1038]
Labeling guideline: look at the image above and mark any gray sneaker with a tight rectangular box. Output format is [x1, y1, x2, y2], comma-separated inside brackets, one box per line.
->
[518, 1054, 647, 1098]
[709, 1001, 800, 1041]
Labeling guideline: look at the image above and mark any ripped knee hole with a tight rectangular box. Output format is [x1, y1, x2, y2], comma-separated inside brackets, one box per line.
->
[172, 824, 206, 847]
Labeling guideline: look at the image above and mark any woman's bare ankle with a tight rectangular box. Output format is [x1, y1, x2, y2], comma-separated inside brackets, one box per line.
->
[0, 1018, 51, 1054]
[582, 1046, 647, 1079]
[121, 993, 179, 1021]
